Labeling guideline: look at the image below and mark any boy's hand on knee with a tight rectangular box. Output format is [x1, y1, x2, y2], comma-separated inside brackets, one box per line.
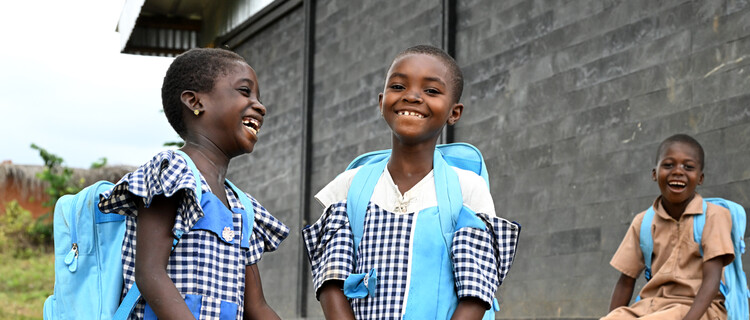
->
[682, 257, 726, 320]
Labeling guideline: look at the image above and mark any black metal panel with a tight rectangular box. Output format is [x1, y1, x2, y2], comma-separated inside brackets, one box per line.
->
[441, 0, 456, 144]
[298, 0, 315, 316]
[122, 15, 201, 56]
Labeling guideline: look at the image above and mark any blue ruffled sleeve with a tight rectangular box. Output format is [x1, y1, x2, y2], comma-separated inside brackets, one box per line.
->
[98, 150, 205, 237]
[245, 194, 290, 265]
[452, 211, 520, 307]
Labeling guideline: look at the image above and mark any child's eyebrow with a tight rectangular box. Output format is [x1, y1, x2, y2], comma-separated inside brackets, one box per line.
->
[388, 73, 447, 87]
[237, 78, 256, 88]
[423, 76, 447, 87]
[388, 72, 408, 81]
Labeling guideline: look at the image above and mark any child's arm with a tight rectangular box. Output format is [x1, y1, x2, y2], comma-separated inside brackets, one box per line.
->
[135, 194, 195, 319]
[319, 280, 355, 320]
[244, 264, 281, 320]
[451, 297, 488, 320]
[681, 256, 724, 320]
[607, 273, 636, 311]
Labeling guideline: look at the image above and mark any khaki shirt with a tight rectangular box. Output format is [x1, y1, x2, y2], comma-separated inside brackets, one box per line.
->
[607, 194, 734, 319]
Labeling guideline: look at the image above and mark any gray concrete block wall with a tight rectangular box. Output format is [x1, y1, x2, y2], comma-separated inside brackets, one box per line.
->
[456, 0, 750, 318]
[226, 6, 305, 319]
[223, 0, 750, 319]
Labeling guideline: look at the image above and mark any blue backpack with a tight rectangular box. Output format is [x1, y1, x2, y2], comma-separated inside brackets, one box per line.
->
[43, 150, 255, 320]
[344, 143, 507, 319]
[639, 198, 750, 320]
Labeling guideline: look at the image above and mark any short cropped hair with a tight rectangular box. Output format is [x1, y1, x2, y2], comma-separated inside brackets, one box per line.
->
[161, 48, 247, 137]
[655, 134, 705, 170]
[393, 45, 464, 103]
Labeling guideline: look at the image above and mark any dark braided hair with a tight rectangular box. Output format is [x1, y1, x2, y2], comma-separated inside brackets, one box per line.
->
[392, 45, 464, 103]
[655, 134, 705, 170]
[161, 48, 247, 137]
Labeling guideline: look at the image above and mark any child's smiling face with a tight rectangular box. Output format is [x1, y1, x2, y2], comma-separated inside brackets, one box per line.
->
[652, 141, 704, 207]
[200, 61, 265, 156]
[378, 53, 462, 146]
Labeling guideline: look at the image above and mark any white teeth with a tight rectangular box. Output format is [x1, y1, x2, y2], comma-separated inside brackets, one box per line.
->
[669, 181, 686, 187]
[242, 118, 260, 135]
[397, 111, 425, 118]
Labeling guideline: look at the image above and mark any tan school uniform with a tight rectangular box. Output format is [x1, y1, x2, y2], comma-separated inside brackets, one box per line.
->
[602, 194, 734, 320]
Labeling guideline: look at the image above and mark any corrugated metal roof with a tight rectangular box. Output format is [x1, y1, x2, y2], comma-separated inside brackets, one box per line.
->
[117, 0, 274, 56]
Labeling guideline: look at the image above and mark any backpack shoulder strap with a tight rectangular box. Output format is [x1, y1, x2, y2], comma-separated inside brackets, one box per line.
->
[346, 156, 389, 255]
[176, 150, 254, 247]
[639, 206, 656, 280]
[225, 179, 254, 248]
[693, 200, 708, 256]
[175, 150, 202, 206]
[433, 149, 465, 247]
[112, 285, 141, 320]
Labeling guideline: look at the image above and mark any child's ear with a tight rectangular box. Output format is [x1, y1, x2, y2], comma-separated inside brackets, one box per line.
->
[378, 93, 384, 116]
[698, 172, 704, 185]
[180, 90, 203, 114]
[651, 168, 657, 181]
[447, 103, 464, 125]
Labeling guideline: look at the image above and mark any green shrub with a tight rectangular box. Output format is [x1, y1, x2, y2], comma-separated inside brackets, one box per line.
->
[31, 144, 83, 209]
[0, 200, 42, 257]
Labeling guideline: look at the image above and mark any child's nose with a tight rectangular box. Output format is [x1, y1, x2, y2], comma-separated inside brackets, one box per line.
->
[254, 101, 266, 116]
[402, 91, 423, 103]
[672, 164, 686, 174]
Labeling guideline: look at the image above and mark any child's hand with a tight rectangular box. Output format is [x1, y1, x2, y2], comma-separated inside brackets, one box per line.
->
[681, 256, 725, 320]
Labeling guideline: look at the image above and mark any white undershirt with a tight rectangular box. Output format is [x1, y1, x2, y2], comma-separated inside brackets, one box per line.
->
[315, 166, 496, 216]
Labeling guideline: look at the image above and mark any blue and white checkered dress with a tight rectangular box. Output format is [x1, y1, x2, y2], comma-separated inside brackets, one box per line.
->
[98, 150, 289, 320]
[303, 167, 520, 319]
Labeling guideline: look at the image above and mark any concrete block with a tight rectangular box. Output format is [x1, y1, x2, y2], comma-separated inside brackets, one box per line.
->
[727, 0, 750, 14]
[693, 3, 750, 50]
[508, 54, 554, 90]
[548, 227, 601, 256]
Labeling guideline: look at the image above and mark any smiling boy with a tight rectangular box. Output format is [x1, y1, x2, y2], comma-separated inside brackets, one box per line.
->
[602, 134, 734, 320]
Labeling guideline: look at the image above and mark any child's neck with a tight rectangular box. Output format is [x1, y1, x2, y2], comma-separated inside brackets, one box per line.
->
[661, 194, 696, 220]
[388, 139, 438, 195]
[182, 141, 230, 206]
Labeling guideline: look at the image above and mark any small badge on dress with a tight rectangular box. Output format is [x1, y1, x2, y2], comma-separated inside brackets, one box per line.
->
[222, 226, 235, 242]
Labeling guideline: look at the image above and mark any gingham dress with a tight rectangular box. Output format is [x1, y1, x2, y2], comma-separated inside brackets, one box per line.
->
[98, 150, 289, 320]
[303, 167, 520, 319]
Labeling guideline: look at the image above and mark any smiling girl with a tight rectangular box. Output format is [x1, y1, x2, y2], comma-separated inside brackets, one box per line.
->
[303, 45, 520, 320]
[98, 48, 289, 320]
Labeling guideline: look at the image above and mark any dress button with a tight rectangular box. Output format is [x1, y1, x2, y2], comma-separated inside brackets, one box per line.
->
[222, 226, 235, 242]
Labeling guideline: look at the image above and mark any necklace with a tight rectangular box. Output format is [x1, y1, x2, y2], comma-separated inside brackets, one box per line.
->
[182, 145, 228, 186]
